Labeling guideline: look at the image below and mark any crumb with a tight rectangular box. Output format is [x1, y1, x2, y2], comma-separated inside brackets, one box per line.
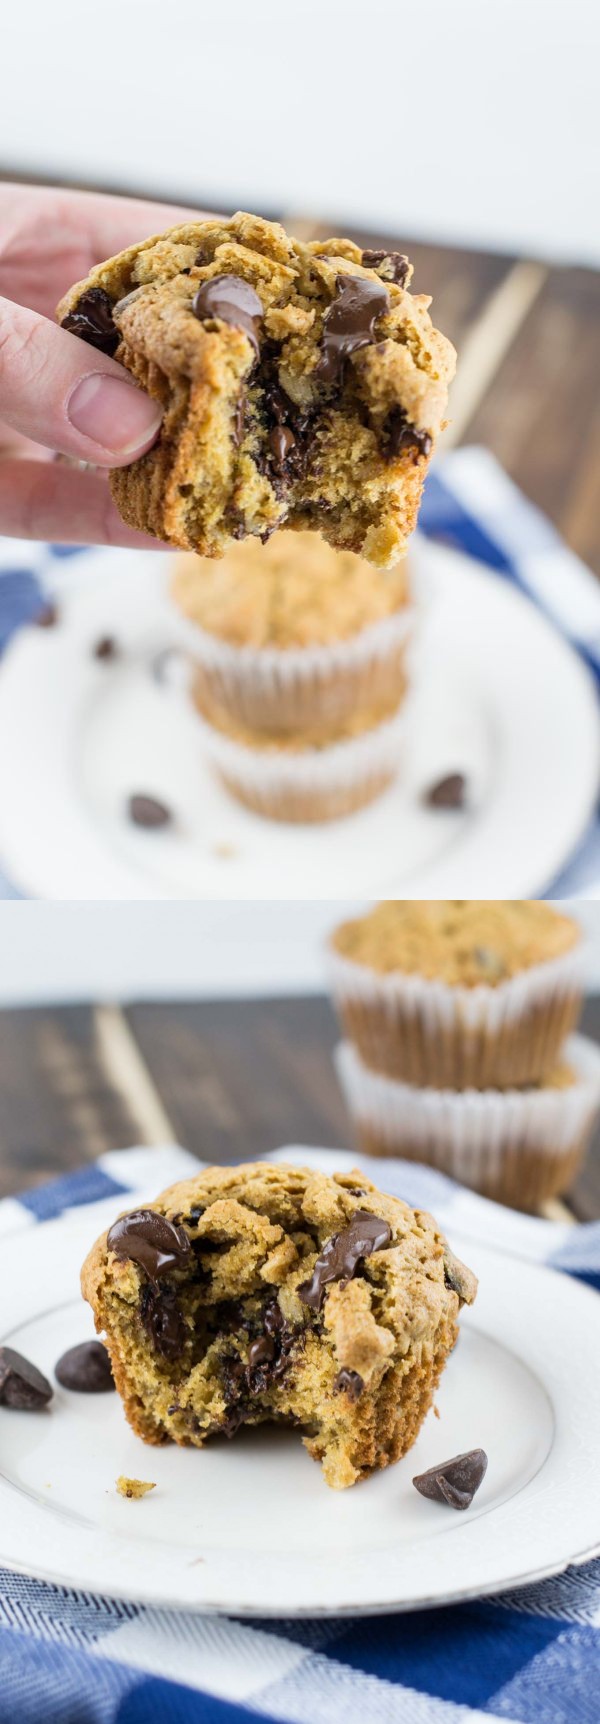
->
[116, 1475, 156, 1500]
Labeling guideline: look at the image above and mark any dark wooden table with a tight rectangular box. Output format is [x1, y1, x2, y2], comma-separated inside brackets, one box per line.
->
[0, 992, 598, 1219]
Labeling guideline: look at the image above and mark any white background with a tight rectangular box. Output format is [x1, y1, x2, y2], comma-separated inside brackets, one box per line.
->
[0, 900, 598, 1004]
[1, 0, 598, 264]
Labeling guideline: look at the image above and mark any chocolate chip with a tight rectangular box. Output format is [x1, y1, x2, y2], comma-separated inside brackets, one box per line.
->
[269, 424, 296, 468]
[128, 794, 172, 830]
[178, 483, 194, 497]
[361, 249, 410, 287]
[35, 603, 59, 629]
[443, 1248, 478, 1307]
[298, 1210, 392, 1312]
[413, 1449, 488, 1510]
[192, 275, 263, 356]
[107, 1208, 191, 1284]
[247, 1334, 276, 1371]
[93, 635, 118, 662]
[55, 1340, 115, 1392]
[333, 1368, 363, 1401]
[315, 273, 389, 385]
[61, 287, 119, 356]
[382, 406, 432, 462]
[0, 1346, 53, 1410]
[425, 772, 467, 809]
[139, 1284, 187, 1360]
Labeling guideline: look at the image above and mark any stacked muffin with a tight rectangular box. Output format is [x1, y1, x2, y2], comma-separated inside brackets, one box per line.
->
[170, 530, 412, 822]
[329, 900, 600, 1210]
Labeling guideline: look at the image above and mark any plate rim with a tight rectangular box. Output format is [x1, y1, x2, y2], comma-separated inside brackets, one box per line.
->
[0, 1196, 599, 1617]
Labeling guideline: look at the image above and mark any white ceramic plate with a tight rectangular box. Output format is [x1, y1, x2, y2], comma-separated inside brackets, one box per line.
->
[0, 539, 597, 899]
[1, 1190, 599, 1616]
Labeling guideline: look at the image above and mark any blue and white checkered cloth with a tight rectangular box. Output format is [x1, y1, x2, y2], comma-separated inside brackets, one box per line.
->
[1, 445, 600, 898]
[1, 1140, 599, 1724]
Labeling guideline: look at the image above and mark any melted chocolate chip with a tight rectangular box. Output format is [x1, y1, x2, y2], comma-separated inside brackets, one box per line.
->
[55, 1341, 115, 1393]
[107, 1209, 191, 1284]
[269, 423, 297, 468]
[93, 635, 118, 662]
[139, 1284, 187, 1360]
[361, 249, 410, 287]
[0, 1346, 53, 1410]
[333, 1368, 364, 1401]
[298, 1210, 392, 1312]
[413, 1449, 488, 1510]
[128, 794, 172, 830]
[425, 772, 466, 809]
[192, 275, 263, 356]
[315, 273, 389, 385]
[61, 287, 119, 356]
[382, 407, 432, 462]
[247, 1334, 276, 1371]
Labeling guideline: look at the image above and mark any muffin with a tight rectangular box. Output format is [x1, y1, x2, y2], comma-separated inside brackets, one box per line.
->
[196, 700, 406, 822]
[57, 212, 455, 567]
[329, 901, 583, 1089]
[81, 1159, 476, 1490]
[171, 530, 412, 743]
[335, 1034, 600, 1210]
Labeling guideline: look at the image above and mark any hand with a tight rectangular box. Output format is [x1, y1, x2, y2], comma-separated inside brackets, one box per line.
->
[0, 182, 198, 547]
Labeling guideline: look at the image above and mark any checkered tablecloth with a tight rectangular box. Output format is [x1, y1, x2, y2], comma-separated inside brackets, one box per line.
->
[0, 446, 599, 898]
[1, 1141, 599, 1724]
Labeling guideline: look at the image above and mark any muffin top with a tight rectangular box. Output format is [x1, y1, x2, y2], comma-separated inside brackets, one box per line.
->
[171, 530, 409, 649]
[331, 900, 580, 987]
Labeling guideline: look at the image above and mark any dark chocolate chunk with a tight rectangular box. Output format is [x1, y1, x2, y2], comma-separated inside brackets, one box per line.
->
[139, 1284, 187, 1360]
[247, 1334, 276, 1371]
[413, 1448, 488, 1510]
[382, 406, 432, 462]
[35, 602, 59, 629]
[107, 1208, 191, 1284]
[333, 1368, 364, 1401]
[93, 635, 118, 662]
[61, 287, 119, 356]
[128, 794, 172, 830]
[0, 1346, 53, 1410]
[192, 275, 263, 356]
[269, 423, 297, 468]
[55, 1340, 115, 1392]
[315, 273, 389, 385]
[361, 249, 410, 287]
[298, 1210, 392, 1312]
[425, 772, 466, 809]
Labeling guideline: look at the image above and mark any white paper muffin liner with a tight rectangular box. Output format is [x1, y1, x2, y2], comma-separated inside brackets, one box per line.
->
[327, 938, 584, 1089]
[172, 603, 414, 739]
[195, 706, 406, 823]
[335, 1033, 600, 1209]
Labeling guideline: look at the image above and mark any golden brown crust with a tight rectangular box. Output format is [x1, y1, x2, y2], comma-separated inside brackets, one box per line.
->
[331, 899, 580, 986]
[57, 213, 455, 568]
[81, 1159, 475, 1489]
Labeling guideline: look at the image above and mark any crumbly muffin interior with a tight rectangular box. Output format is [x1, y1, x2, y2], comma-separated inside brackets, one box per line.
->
[332, 900, 580, 986]
[58, 213, 455, 567]
[81, 1161, 475, 1490]
[171, 531, 409, 649]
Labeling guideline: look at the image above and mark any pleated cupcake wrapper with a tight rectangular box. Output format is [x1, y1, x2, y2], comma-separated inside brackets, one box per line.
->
[335, 1033, 600, 1209]
[195, 706, 406, 822]
[172, 605, 414, 738]
[327, 942, 585, 1089]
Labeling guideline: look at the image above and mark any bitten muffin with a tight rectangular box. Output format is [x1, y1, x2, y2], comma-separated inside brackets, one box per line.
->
[57, 212, 455, 567]
[81, 1160, 477, 1490]
[171, 530, 411, 741]
[329, 900, 582, 1089]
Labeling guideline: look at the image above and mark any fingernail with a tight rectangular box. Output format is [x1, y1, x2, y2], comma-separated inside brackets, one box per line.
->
[67, 373, 162, 455]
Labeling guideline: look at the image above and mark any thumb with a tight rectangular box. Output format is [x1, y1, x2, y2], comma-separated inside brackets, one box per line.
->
[0, 295, 161, 467]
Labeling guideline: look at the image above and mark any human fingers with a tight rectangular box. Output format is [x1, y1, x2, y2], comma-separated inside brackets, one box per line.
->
[0, 456, 166, 548]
